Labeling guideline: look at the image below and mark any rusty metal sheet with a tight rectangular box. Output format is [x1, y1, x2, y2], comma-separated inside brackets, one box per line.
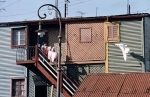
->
[77, 74, 100, 92]
[73, 92, 90, 97]
[73, 73, 150, 97]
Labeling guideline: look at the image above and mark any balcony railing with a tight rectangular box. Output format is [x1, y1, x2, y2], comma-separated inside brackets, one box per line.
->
[16, 45, 80, 95]
[16, 46, 36, 61]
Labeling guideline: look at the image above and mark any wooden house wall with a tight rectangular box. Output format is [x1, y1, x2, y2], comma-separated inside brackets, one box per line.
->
[47, 25, 66, 62]
[66, 22, 105, 63]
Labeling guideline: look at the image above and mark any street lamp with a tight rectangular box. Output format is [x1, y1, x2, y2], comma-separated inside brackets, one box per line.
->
[35, 22, 48, 46]
[37, 4, 62, 97]
[36, 22, 45, 37]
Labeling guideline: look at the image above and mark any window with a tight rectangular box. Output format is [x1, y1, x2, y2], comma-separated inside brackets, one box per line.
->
[11, 27, 26, 48]
[106, 22, 120, 42]
[80, 28, 92, 43]
[11, 78, 26, 97]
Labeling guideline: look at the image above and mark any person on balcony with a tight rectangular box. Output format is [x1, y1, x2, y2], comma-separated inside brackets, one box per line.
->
[41, 42, 48, 56]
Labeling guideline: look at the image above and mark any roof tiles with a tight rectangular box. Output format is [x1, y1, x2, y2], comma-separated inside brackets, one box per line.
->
[73, 73, 150, 97]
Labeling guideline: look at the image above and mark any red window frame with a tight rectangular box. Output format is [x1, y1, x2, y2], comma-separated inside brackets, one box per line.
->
[11, 27, 27, 48]
[10, 77, 26, 97]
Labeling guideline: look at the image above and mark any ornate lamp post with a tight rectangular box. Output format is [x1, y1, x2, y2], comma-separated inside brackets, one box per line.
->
[37, 4, 62, 97]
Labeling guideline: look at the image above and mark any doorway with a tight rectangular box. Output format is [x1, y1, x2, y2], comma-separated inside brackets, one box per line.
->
[35, 85, 47, 97]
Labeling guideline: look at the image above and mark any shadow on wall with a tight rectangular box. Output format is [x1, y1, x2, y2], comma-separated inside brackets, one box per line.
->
[66, 56, 87, 84]
[130, 52, 145, 65]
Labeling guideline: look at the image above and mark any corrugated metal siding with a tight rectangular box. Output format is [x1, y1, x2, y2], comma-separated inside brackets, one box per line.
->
[144, 17, 150, 72]
[67, 63, 105, 83]
[0, 27, 26, 97]
[108, 20, 144, 73]
[28, 67, 49, 97]
[28, 66, 65, 97]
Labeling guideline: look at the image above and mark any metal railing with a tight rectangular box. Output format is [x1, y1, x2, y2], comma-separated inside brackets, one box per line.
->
[38, 49, 78, 95]
[16, 46, 35, 61]
[16, 45, 79, 95]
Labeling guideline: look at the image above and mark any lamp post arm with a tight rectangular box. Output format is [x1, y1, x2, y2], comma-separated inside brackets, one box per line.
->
[37, 4, 62, 97]
[37, 4, 62, 38]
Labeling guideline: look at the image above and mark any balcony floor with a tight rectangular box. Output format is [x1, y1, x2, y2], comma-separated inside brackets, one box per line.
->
[16, 60, 35, 65]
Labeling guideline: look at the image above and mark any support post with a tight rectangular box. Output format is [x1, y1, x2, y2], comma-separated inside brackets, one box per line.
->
[35, 45, 38, 66]
[37, 4, 62, 97]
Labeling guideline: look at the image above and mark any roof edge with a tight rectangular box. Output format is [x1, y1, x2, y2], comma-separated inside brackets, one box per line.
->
[0, 13, 149, 25]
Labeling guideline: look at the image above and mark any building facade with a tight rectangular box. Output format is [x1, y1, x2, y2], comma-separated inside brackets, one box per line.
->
[107, 19, 144, 73]
[0, 13, 150, 97]
[0, 24, 27, 97]
[106, 16, 150, 73]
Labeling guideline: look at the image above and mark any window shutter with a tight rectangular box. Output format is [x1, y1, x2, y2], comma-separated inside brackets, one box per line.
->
[112, 25, 118, 40]
[107, 25, 113, 40]
[107, 23, 119, 42]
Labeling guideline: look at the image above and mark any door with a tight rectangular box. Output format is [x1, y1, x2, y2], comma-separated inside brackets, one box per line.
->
[35, 85, 47, 97]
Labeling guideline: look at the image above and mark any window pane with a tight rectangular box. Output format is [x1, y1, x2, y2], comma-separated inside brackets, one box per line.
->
[12, 85, 18, 96]
[12, 80, 19, 85]
[13, 85, 18, 90]
[80, 28, 92, 42]
[20, 40, 25, 45]
[13, 30, 18, 45]
[12, 79, 25, 97]
[20, 34, 25, 39]
[12, 28, 25, 46]
[20, 90, 25, 96]
[21, 85, 24, 90]
[19, 29, 25, 34]
[12, 90, 18, 96]
[20, 80, 25, 96]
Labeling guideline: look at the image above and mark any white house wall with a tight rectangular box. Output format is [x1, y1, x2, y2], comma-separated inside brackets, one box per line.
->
[0, 27, 26, 97]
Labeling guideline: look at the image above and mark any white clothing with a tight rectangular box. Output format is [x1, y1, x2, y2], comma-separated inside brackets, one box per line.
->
[48, 51, 58, 62]
[47, 46, 51, 51]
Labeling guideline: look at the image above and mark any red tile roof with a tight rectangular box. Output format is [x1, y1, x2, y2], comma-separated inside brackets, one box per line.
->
[73, 73, 150, 97]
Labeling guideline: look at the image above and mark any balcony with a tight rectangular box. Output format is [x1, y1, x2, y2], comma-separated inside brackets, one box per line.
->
[16, 46, 37, 65]
[16, 45, 79, 97]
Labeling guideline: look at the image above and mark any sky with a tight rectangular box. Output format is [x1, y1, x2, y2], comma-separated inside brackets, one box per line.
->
[0, 0, 150, 22]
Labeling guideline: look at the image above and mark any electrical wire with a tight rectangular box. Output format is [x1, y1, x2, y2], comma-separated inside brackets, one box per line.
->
[3, 0, 21, 8]
[0, 0, 150, 18]
[0, 0, 5, 7]
[0, 0, 94, 17]
[67, 0, 92, 6]
[131, 8, 150, 14]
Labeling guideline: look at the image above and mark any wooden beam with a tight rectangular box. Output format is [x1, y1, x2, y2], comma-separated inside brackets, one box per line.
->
[104, 22, 109, 73]
[16, 60, 35, 65]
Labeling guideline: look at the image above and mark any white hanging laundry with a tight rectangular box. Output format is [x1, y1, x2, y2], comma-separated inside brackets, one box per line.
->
[48, 47, 58, 62]
[47, 46, 51, 51]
